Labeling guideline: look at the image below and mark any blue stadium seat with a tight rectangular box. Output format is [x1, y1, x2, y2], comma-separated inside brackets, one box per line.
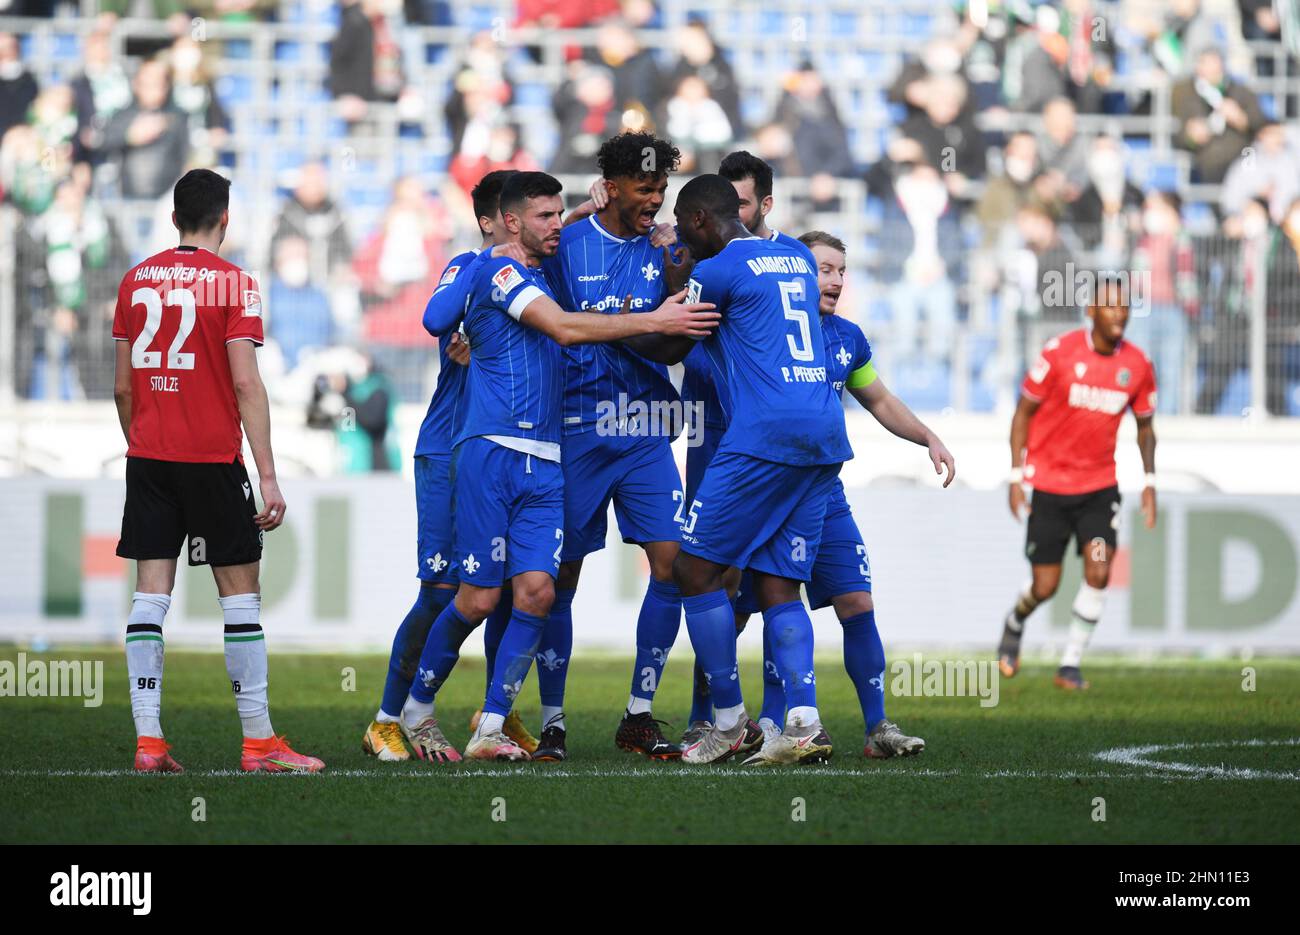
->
[274, 41, 304, 63]
[224, 38, 253, 60]
[514, 81, 552, 110]
[1203, 369, 1251, 416]
[282, 0, 307, 23]
[1258, 94, 1276, 120]
[890, 361, 952, 411]
[463, 6, 498, 31]
[867, 298, 893, 324]
[18, 34, 32, 59]
[215, 74, 255, 105]
[1146, 160, 1178, 192]
[52, 33, 80, 61]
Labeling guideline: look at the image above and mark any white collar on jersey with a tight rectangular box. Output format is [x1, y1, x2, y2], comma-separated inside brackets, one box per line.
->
[588, 214, 632, 243]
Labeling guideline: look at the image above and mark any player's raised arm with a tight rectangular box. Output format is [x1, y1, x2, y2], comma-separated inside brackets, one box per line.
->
[227, 339, 285, 531]
[849, 371, 956, 487]
[517, 287, 717, 346]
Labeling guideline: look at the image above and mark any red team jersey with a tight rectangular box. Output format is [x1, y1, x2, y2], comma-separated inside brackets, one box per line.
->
[1020, 328, 1156, 495]
[112, 246, 263, 463]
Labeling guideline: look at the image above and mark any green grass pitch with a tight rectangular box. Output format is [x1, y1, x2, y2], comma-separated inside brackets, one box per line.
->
[2, 649, 1297, 843]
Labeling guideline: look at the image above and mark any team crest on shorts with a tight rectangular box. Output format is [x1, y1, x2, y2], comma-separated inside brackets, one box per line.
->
[1116, 368, 1131, 387]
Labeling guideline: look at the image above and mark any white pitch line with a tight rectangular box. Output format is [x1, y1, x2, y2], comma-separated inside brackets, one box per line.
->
[1093, 738, 1300, 781]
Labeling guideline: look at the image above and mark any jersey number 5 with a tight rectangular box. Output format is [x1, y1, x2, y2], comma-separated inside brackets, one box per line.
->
[131, 287, 197, 370]
[779, 280, 814, 362]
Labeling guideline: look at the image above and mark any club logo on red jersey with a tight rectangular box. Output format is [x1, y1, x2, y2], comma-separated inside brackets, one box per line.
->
[1074, 362, 1087, 378]
[1117, 368, 1131, 387]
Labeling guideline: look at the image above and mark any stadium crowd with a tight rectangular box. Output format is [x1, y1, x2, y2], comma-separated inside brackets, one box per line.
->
[3, 0, 1300, 442]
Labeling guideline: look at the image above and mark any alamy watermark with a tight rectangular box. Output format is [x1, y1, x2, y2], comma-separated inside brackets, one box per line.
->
[0, 653, 103, 708]
[889, 653, 1000, 708]
[595, 392, 706, 447]
[1041, 264, 1154, 316]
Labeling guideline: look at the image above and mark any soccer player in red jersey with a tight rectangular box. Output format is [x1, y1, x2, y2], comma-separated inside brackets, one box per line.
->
[997, 276, 1158, 690]
[112, 169, 323, 773]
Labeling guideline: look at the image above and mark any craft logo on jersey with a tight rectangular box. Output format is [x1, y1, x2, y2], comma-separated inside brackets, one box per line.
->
[492, 263, 525, 294]
[642, 261, 660, 283]
[242, 289, 262, 318]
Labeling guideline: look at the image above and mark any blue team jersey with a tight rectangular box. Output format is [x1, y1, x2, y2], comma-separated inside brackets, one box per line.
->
[542, 215, 676, 433]
[455, 256, 564, 448]
[415, 250, 479, 457]
[680, 229, 814, 431]
[688, 237, 852, 467]
[821, 312, 873, 398]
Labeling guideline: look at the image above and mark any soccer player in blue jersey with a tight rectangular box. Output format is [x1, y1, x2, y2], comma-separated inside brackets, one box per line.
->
[680, 150, 817, 746]
[742, 231, 954, 763]
[534, 132, 698, 761]
[670, 174, 853, 766]
[398, 171, 717, 761]
[361, 169, 541, 762]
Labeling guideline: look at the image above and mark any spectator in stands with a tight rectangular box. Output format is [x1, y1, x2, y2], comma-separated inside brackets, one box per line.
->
[665, 75, 732, 174]
[549, 61, 620, 175]
[593, 19, 663, 125]
[167, 35, 231, 168]
[308, 353, 401, 472]
[976, 131, 1040, 246]
[889, 37, 979, 123]
[0, 32, 39, 139]
[1067, 135, 1144, 259]
[267, 235, 335, 371]
[22, 176, 122, 400]
[1128, 191, 1198, 413]
[1146, 0, 1251, 78]
[351, 177, 448, 395]
[444, 31, 514, 155]
[29, 85, 78, 178]
[665, 20, 743, 139]
[404, 0, 452, 26]
[1056, 0, 1117, 113]
[1172, 47, 1266, 183]
[1194, 196, 1267, 414]
[1221, 122, 1300, 224]
[515, 0, 621, 31]
[1, 124, 58, 214]
[1036, 97, 1089, 204]
[72, 28, 133, 168]
[1015, 201, 1080, 327]
[101, 58, 189, 199]
[774, 60, 856, 206]
[1266, 197, 1300, 415]
[1004, 5, 1069, 112]
[449, 123, 538, 206]
[897, 72, 986, 200]
[270, 160, 354, 291]
[329, 0, 407, 124]
[882, 163, 961, 367]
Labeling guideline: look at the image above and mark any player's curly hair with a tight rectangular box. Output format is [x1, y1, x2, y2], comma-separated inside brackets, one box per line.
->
[596, 131, 681, 181]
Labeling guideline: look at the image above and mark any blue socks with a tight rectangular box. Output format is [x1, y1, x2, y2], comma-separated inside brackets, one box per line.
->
[409, 600, 477, 704]
[842, 610, 887, 730]
[380, 584, 452, 718]
[764, 600, 817, 712]
[630, 577, 682, 704]
[682, 589, 742, 710]
[536, 588, 575, 709]
[482, 591, 513, 696]
[484, 607, 547, 717]
[758, 615, 787, 725]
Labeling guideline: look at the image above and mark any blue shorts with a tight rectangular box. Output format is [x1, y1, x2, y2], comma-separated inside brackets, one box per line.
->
[415, 453, 457, 584]
[451, 437, 565, 587]
[805, 480, 873, 609]
[681, 449, 840, 581]
[560, 430, 683, 562]
[684, 422, 725, 504]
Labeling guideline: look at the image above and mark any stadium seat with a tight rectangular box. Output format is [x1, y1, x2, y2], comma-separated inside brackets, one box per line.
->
[1145, 160, 1178, 192]
[890, 361, 952, 411]
[274, 41, 304, 63]
[224, 38, 253, 61]
[215, 74, 255, 106]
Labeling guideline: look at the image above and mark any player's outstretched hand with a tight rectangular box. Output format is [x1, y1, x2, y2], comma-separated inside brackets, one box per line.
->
[256, 478, 286, 531]
[929, 438, 956, 487]
[651, 288, 718, 338]
[1141, 485, 1157, 529]
[491, 242, 528, 265]
[1009, 482, 1029, 521]
[650, 223, 676, 249]
[588, 177, 608, 209]
[446, 332, 471, 366]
